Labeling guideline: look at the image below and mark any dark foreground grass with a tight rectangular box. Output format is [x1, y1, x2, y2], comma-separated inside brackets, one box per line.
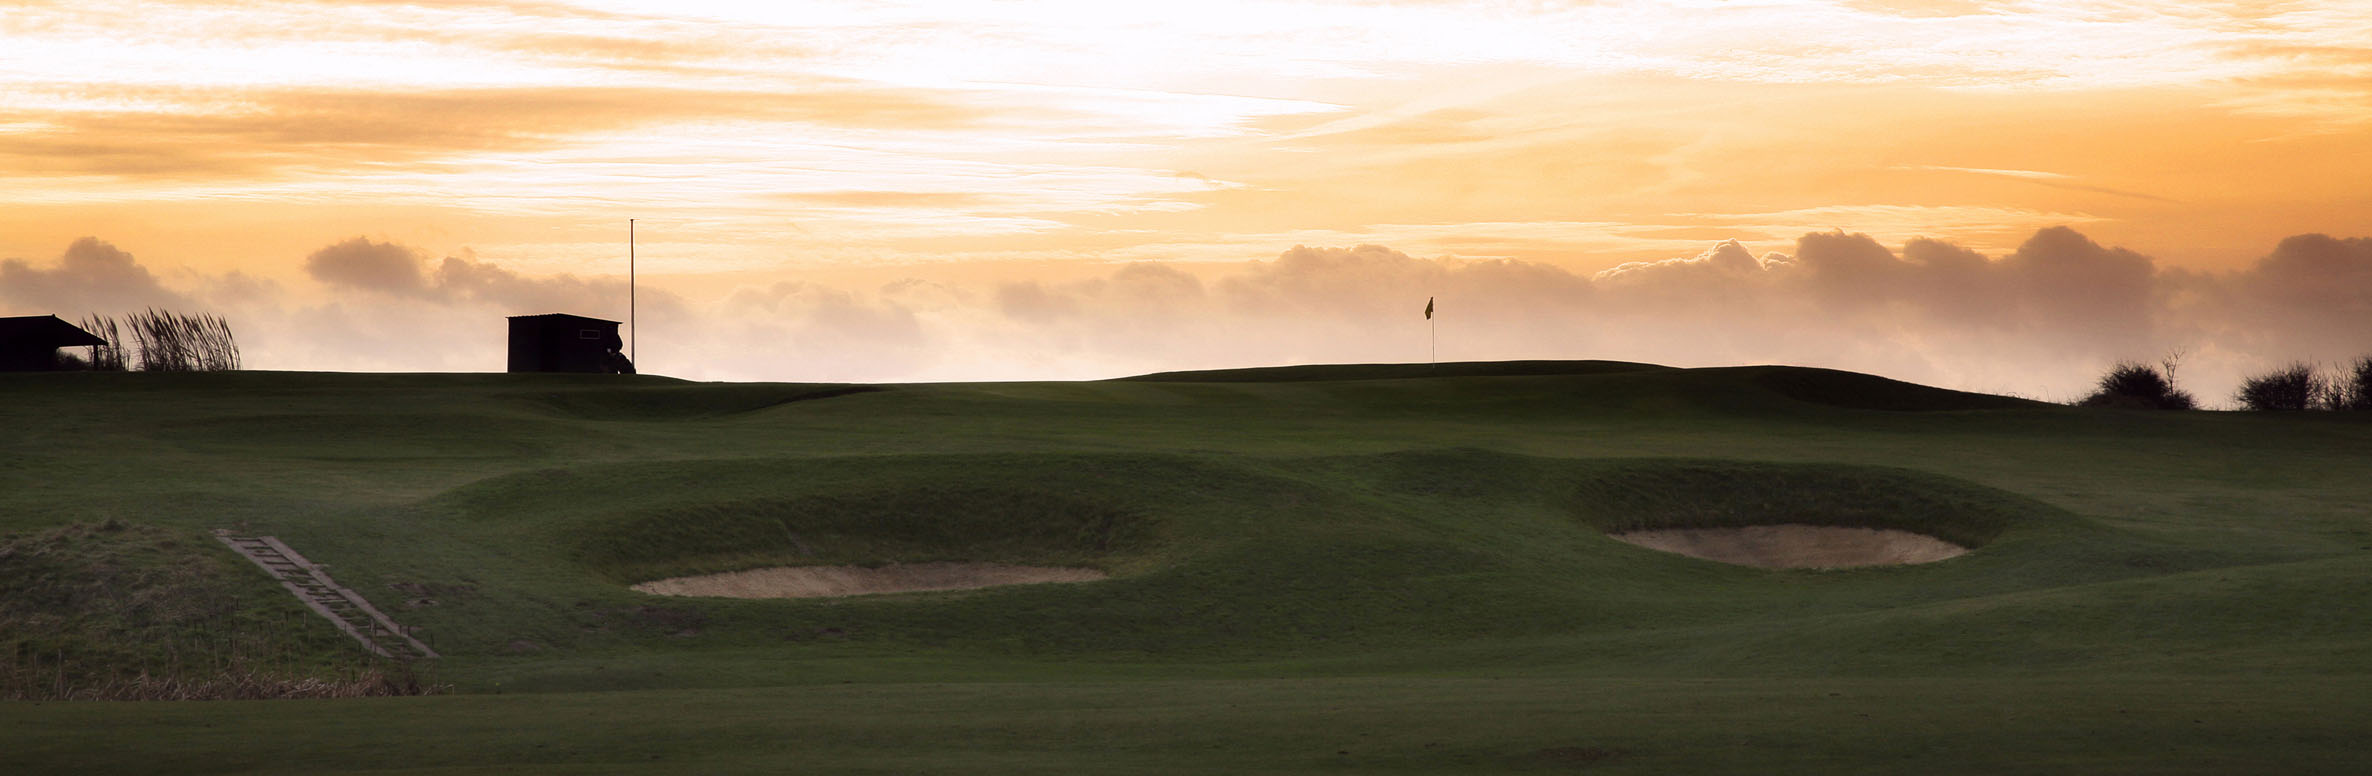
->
[6, 676, 2368, 774]
[4, 362, 2371, 772]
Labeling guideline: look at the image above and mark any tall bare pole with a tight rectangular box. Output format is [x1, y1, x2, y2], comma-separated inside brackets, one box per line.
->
[629, 218, 636, 363]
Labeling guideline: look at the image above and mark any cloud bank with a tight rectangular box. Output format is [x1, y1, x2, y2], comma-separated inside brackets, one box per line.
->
[5, 227, 2369, 406]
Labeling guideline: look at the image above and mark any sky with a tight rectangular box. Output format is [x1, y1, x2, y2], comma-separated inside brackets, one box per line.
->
[2, 0, 2368, 402]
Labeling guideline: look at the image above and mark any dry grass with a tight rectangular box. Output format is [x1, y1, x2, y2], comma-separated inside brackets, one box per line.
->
[0, 521, 439, 701]
[2, 661, 443, 701]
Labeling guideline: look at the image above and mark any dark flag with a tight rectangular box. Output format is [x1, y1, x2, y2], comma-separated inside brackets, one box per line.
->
[1424, 297, 1434, 320]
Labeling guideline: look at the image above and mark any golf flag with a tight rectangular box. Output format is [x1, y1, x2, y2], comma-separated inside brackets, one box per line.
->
[1424, 297, 1434, 320]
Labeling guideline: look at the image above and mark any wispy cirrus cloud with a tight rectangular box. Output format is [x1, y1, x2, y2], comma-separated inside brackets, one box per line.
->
[1898, 166, 2179, 203]
[1, 0, 2366, 284]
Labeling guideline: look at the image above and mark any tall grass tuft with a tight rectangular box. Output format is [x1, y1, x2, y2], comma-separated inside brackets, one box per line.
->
[123, 308, 240, 372]
[77, 315, 129, 371]
[2077, 361, 2195, 410]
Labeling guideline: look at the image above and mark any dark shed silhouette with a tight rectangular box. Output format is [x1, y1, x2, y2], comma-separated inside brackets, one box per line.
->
[507, 313, 632, 374]
[0, 315, 108, 371]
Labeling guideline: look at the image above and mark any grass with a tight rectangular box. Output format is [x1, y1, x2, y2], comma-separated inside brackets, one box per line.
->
[2, 360, 2369, 772]
[0, 521, 433, 699]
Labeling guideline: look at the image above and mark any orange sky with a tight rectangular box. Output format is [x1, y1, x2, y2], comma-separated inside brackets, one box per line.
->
[2, 0, 2369, 398]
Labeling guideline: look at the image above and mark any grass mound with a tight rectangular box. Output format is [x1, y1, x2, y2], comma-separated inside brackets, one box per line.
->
[578, 486, 1150, 584]
[1738, 366, 2041, 411]
[0, 521, 424, 700]
[1566, 460, 2042, 549]
[513, 384, 882, 421]
[435, 454, 1190, 585]
[632, 563, 1108, 599]
[1119, 360, 1670, 383]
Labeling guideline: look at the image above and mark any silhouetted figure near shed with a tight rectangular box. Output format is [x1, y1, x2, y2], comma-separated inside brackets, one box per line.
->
[0, 315, 108, 371]
[601, 329, 635, 375]
[507, 313, 634, 374]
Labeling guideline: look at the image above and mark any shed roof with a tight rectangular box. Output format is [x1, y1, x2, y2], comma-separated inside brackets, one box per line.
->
[507, 313, 621, 325]
[0, 315, 107, 347]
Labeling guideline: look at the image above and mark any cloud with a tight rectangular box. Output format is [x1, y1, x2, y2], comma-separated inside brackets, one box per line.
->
[0, 237, 193, 315]
[1897, 166, 2177, 203]
[305, 238, 431, 296]
[0, 85, 1002, 179]
[20, 227, 2372, 407]
[2213, 233, 2372, 361]
[303, 236, 665, 319]
[925, 227, 2372, 402]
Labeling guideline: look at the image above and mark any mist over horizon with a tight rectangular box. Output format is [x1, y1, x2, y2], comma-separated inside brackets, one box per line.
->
[7, 223, 2367, 407]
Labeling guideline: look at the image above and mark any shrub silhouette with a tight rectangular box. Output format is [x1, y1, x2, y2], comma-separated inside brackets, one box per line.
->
[2237, 363, 2324, 411]
[2330, 357, 2372, 411]
[2077, 361, 2194, 410]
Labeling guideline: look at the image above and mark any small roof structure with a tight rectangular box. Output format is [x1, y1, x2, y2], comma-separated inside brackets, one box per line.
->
[0, 314, 109, 372]
[506, 312, 620, 326]
[506, 313, 629, 374]
[0, 315, 106, 348]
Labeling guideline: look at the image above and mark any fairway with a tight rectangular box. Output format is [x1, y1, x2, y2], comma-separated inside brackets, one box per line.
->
[5, 362, 2371, 773]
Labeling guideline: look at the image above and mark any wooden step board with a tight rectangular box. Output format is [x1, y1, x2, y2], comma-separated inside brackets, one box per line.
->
[213, 530, 438, 660]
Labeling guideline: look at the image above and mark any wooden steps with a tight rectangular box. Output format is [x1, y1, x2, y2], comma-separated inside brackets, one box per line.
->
[213, 530, 437, 660]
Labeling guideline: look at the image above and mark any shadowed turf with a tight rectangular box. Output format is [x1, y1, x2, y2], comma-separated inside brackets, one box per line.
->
[3, 361, 2369, 773]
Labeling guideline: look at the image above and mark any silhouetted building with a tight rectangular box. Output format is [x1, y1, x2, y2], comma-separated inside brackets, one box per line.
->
[0, 315, 107, 371]
[507, 313, 633, 374]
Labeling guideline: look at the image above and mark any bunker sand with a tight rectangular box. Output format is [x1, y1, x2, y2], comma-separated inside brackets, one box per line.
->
[633, 563, 1107, 599]
[1611, 525, 1967, 569]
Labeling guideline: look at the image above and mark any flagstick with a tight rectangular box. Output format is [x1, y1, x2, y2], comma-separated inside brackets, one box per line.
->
[1430, 316, 1437, 367]
[629, 218, 636, 364]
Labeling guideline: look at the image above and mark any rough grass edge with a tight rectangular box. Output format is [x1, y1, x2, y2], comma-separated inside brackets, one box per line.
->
[2, 661, 445, 702]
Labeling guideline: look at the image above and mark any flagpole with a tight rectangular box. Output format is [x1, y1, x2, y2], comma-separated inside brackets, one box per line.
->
[629, 218, 636, 364]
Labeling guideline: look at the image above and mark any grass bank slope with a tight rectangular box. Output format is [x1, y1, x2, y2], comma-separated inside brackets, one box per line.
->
[3, 363, 2370, 772]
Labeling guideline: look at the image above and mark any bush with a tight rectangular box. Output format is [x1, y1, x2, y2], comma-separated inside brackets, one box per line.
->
[2237, 363, 2324, 411]
[2077, 361, 2195, 410]
[2330, 357, 2372, 411]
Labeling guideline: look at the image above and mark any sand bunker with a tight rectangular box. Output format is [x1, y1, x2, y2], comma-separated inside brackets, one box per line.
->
[631, 562, 1106, 599]
[1609, 524, 1967, 569]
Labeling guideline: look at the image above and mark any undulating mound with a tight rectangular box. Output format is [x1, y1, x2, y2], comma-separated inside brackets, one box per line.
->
[1567, 460, 2034, 551]
[633, 563, 1106, 599]
[514, 383, 881, 421]
[0, 522, 395, 700]
[1609, 525, 1968, 569]
[1737, 366, 2042, 411]
[1118, 359, 1670, 383]
[573, 484, 1149, 585]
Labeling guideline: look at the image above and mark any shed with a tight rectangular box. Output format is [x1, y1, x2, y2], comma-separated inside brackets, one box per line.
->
[0, 315, 108, 371]
[507, 313, 631, 374]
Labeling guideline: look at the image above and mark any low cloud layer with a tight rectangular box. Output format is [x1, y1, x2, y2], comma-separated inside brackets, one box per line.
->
[1, 238, 194, 314]
[4, 227, 2369, 405]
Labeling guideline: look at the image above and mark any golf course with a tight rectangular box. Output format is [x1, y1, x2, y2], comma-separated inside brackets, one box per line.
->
[4, 360, 2370, 773]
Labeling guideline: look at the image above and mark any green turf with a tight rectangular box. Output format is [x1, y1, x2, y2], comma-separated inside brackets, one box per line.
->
[3, 360, 2369, 773]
